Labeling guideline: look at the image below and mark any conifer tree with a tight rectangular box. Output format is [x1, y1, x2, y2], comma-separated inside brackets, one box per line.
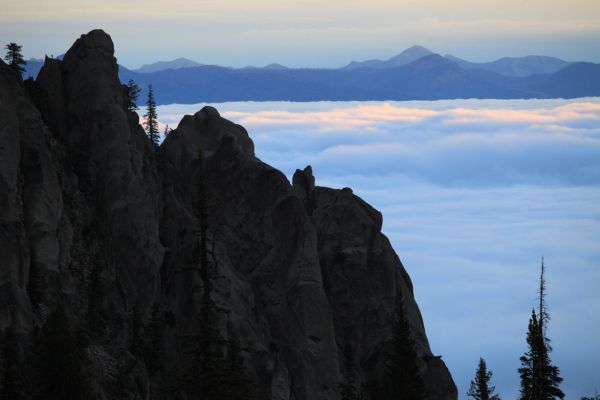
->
[143, 303, 163, 374]
[518, 259, 564, 400]
[223, 336, 257, 400]
[191, 148, 227, 398]
[4, 42, 26, 78]
[382, 285, 425, 400]
[0, 330, 26, 400]
[467, 358, 500, 400]
[163, 125, 171, 138]
[33, 306, 92, 400]
[84, 261, 105, 345]
[144, 84, 159, 146]
[339, 338, 359, 400]
[126, 79, 141, 112]
[581, 392, 600, 400]
[362, 377, 383, 400]
[185, 150, 257, 399]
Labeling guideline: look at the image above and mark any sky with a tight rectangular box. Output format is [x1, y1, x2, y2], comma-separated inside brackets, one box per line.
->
[157, 99, 600, 399]
[1, 0, 600, 68]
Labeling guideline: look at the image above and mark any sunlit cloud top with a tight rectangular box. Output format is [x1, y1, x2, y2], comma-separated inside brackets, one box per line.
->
[158, 99, 600, 186]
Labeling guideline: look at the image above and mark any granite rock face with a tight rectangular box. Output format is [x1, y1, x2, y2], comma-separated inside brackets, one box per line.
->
[0, 30, 457, 400]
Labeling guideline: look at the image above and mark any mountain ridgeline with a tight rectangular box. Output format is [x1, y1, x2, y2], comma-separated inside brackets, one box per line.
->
[23, 45, 600, 104]
[117, 46, 600, 104]
[0, 30, 457, 399]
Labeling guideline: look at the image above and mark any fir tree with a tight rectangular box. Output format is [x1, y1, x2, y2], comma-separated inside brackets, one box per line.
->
[163, 125, 172, 138]
[184, 149, 257, 399]
[467, 358, 500, 400]
[190, 148, 227, 398]
[4, 42, 26, 78]
[33, 306, 92, 400]
[519, 310, 537, 399]
[518, 259, 564, 400]
[85, 261, 105, 344]
[144, 84, 159, 146]
[0, 329, 26, 400]
[26, 256, 46, 307]
[223, 336, 257, 400]
[339, 338, 359, 400]
[382, 286, 425, 400]
[581, 392, 600, 400]
[143, 303, 163, 373]
[130, 305, 145, 358]
[362, 377, 384, 400]
[126, 79, 141, 112]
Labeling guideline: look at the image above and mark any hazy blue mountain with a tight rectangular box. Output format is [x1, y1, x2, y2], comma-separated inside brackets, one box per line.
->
[24, 54, 64, 79]
[445, 54, 573, 77]
[242, 63, 289, 70]
[24, 58, 44, 79]
[351, 54, 528, 99]
[117, 54, 600, 105]
[261, 63, 289, 70]
[534, 62, 600, 98]
[134, 57, 203, 73]
[341, 45, 435, 70]
[23, 48, 585, 83]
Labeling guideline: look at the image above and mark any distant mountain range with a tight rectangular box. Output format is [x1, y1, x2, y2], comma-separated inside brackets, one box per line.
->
[131, 58, 290, 73]
[23, 54, 64, 79]
[444, 54, 572, 77]
[25, 46, 599, 104]
[341, 45, 435, 70]
[134, 57, 203, 73]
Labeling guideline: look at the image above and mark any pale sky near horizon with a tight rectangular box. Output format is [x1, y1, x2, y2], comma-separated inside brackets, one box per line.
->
[1, 0, 600, 68]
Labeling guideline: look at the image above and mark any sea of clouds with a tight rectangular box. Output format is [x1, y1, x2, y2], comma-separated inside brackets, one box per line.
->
[158, 98, 600, 399]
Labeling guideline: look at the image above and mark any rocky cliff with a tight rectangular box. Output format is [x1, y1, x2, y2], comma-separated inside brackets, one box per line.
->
[0, 30, 456, 400]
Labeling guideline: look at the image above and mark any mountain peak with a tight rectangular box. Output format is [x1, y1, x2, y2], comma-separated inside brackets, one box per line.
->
[388, 45, 435, 64]
[263, 63, 288, 70]
[134, 57, 203, 73]
[443, 53, 572, 77]
[342, 45, 435, 70]
[399, 44, 434, 56]
[407, 53, 459, 71]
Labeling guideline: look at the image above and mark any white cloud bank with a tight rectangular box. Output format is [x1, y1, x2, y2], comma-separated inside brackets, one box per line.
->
[161, 99, 600, 186]
[159, 98, 600, 399]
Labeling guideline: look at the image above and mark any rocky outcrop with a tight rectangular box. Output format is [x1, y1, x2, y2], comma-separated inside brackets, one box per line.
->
[0, 30, 456, 400]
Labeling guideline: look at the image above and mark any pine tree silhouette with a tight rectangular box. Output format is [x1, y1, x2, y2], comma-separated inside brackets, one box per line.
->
[144, 84, 159, 146]
[223, 336, 257, 400]
[518, 259, 564, 400]
[4, 42, 26, 78]
[189, 148, 227, 398]
[163, 124, 171, 139]
[0, 329, 26, 400]
[33, 306, 92, 400]
[182, 149, 258, 399]
[382, 285, 425, 400]
[339, 338, 359, 400]
[126, 79, 141, 112]
[467, 358, 500, 400]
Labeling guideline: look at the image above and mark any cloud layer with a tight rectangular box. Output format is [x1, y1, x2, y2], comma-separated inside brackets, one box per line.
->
[158, 99, 600, 399]
[161, 99, 600, 186]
